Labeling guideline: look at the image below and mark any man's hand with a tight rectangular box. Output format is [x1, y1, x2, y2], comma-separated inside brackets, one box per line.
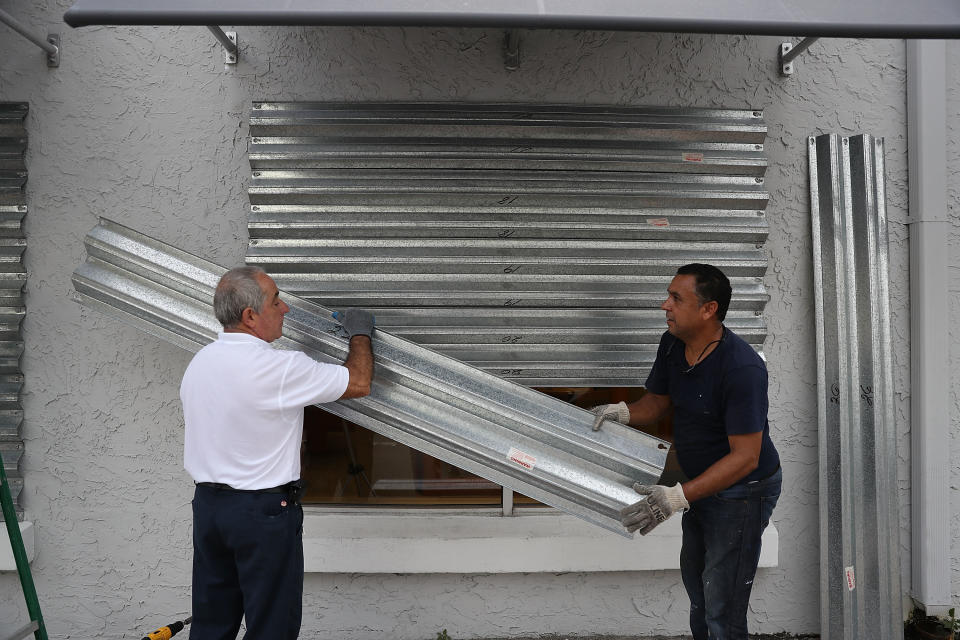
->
[589, 401, 630, 431]
[620, 483, 689, 535]
[334, 309, 375, 338]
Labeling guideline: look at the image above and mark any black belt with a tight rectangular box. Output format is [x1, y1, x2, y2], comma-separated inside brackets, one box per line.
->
[196, 480, 302, 495]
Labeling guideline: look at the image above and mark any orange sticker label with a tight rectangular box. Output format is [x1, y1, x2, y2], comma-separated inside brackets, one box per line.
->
[682, 152, 704, 162]
[647, 218, 670, 227]
[508, 447, 536, 470]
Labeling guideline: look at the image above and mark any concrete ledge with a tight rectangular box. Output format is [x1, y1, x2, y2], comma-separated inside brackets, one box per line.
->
[0, 522, 35, 571]
[303, 510, 778, 573]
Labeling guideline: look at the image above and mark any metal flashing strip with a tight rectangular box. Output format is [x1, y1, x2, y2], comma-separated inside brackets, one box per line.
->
[63, 0, 960, 37]
[248, 103, 769, 386]
[0, 103, 27, 518]
[72, 219, 669, 537]
[809, 134, 901, 639]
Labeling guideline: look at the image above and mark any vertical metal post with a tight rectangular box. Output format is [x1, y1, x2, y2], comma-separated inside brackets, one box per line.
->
[906, 39, 951, 616]
[502, 486, 514, 516]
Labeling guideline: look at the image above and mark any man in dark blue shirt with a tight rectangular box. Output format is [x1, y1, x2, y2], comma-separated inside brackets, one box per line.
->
[591, 263, 781, 640]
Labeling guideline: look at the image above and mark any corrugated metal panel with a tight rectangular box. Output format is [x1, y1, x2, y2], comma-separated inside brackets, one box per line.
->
[809, 134, 901, 639]
[72, 219, 669, 536]
[247, 102, 769, 386]
[0, 103, 27, 518]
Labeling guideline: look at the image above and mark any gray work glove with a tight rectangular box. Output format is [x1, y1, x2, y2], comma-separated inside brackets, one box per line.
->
[333, 309, 375, 338]
[589, 401, 630, 431]
[620, 483, 689, 535]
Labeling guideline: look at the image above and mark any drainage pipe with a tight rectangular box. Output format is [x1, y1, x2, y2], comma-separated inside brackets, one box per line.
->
[906, 39, 951, 616]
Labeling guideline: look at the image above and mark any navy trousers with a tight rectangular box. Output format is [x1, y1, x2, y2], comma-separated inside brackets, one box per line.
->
[190, 484, 304, 640]
[679, 468, 782, 640]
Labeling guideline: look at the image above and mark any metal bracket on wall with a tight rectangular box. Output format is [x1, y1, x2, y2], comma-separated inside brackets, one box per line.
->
[779, 37, 819, 76]
[206, 25, 237, 64]
[0, 8, 61, 67]
[503, 29, 520, 70]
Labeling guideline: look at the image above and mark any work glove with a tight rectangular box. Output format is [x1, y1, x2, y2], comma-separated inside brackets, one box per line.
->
[620, 483, 689, 535]
[333, 309, 375, 338]
[589, 401, 630, 431]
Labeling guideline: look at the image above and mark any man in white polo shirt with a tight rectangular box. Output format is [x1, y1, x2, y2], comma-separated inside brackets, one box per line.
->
[181, 266, 374, 640]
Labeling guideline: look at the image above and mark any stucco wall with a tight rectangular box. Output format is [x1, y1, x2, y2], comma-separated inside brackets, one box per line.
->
[0, 1, 935, 637]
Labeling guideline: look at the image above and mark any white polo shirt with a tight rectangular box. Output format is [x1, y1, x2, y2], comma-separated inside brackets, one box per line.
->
[181, 332, 350, 490]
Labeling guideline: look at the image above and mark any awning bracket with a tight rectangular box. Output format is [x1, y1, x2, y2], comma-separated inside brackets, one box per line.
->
[779, 37, 819, 76]
[0, 8, 61, 67]
[206, 25, 237, 64]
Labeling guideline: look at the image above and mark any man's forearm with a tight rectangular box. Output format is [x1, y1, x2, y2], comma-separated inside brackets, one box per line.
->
[680, 449, 758, 503]
[342, 335, 373, 398]
[626, 392, 670, 426]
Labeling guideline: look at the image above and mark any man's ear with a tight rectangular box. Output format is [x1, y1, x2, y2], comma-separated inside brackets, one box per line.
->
[241, 306, 257, 327]
[701, 300, 718, 320]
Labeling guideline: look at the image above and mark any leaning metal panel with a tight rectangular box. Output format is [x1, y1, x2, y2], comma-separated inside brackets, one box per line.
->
[247, 103, 770, 386]
[809, 134, 901, 640]
[72, 219, 669, 537]
[0, 103, 26, 518]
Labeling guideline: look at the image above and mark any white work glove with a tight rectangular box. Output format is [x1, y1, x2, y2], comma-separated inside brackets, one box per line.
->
[620, 483, 689, 535]
[589, 401, 630, 431]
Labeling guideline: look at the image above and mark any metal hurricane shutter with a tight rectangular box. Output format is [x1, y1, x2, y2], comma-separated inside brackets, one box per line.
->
[247, 102, 769, 387]
[0, 103, 27, 517]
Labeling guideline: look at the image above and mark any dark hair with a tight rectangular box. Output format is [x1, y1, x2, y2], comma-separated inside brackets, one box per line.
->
[676, 263, 732, 322]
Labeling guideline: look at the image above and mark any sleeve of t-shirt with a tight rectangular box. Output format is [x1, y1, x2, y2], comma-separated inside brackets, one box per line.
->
[643, 332, 672, 395]
[721, 364, 768, 435]
[278, 351, 350, 414]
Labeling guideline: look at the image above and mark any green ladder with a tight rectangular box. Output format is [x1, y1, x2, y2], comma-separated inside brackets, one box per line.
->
[0, 460, 46, 640]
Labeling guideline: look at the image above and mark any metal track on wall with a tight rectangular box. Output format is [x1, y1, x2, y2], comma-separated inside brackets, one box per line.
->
[71, 219, 669, 536]
[247, 103, 770, 386]
[0, 103, 27, 517]
[809, 134, 901, 640]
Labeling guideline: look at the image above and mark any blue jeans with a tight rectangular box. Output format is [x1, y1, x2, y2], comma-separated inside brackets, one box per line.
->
[680, 468, 782, 640]
[190, 484, 304, 640]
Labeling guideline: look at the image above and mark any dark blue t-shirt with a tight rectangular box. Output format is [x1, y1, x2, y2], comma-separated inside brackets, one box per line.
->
[644, 327, 780, 484]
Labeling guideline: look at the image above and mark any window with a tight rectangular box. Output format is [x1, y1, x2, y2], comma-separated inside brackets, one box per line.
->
[300, 387, 678, 507]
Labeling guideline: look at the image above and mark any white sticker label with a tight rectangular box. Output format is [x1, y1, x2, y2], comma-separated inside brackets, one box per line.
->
[844, 566, 856, 591]
[508, 447, 537, 470]
[646, 217, 670, 227]
[682, 152, 704, 162]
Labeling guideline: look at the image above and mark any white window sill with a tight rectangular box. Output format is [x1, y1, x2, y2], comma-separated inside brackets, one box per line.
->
[302, 509, 778, 573]
[0, 522, 34, 571]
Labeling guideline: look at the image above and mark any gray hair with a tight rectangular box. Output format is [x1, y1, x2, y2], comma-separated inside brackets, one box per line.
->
[213, 266, 268, 329]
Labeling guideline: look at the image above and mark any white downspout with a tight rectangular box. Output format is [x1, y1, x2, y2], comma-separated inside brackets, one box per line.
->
[906, 39, 951, 615]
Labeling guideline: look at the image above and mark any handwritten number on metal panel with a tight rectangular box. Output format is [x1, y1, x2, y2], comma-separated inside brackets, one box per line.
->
[500, 369, 523, 375]
[497, 195, 519, 206]
[829, 383, 875, 408]
[500, 335, 523, 344]
[504, 298, 522, 306]
[497, 229, 517, 238]
[503, 265, 522, 274]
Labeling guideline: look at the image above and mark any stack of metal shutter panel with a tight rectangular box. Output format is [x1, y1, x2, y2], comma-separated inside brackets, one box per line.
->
[247, 102, 770, 387]
[72, 219, 670, 536]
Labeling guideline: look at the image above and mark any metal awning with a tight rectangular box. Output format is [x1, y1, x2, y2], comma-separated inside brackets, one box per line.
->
[63, 0, 960, 38]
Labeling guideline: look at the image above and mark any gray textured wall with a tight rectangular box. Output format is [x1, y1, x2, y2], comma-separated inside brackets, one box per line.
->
[0, 1, 953, 637]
